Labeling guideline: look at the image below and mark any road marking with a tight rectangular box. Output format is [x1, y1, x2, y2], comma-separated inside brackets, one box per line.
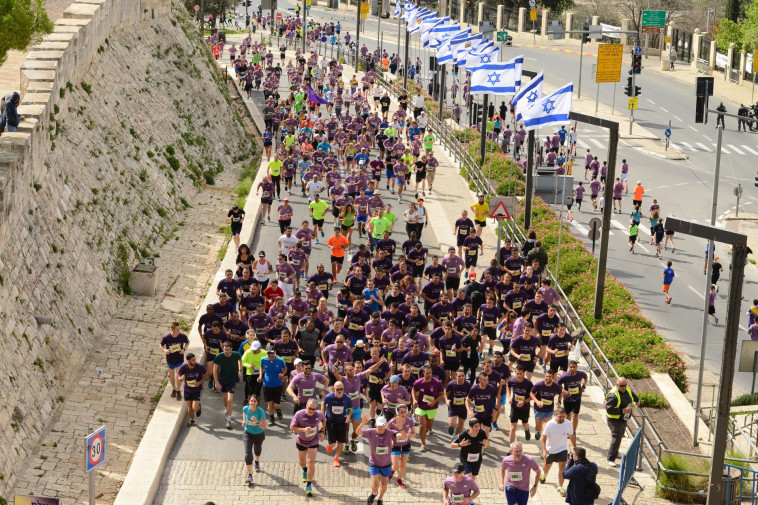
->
[675, 182, 688, 186]
[680, 141, 696, 151]
[660, 107, 669, 112]
[703, 135, 712, 141]
[657, 185, 669, 189]
[689, 125, 698, 132]
[741, 325, 748, 332]
[673, 115, 682, 122]
[669, 141, 681, 151]
[636, 243, 650, 253]
[576, 139, 590, 149]
[589, 139, 605, 148]
[696, 142, 713, 152]
[647, 99, 656, 104]
[571, 222, 589, 234]
[715, 144, 731, 154]
[741, 145, 758, 155]
[688, 285, 705, 299]
[728, 144, 745, 155]
[611, 219, 626, 230]
[637, 225, 650, 235]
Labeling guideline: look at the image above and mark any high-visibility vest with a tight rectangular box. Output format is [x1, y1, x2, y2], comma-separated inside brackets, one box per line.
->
[606, 387, 636, 419]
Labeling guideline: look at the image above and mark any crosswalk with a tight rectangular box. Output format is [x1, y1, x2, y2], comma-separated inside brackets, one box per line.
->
[566, 216, 724, 243]
[670, 141, 758, 155]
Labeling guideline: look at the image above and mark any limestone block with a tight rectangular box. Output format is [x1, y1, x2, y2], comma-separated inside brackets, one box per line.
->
[32, 42, 70, 51]
[63, 3, 100, 19]
[22, 60, 60, 71]
[20, 92, 52, 105]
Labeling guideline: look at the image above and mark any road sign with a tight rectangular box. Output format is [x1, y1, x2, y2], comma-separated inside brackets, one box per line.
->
[306, 0, 311, 5]
[529, 0, 535, 7]
[588, 217, 602, 230]
[588, 227, 600, 241]
[628, 97, 638, 110]
[641, 10, 666, 27]
[641, 25, 664, 35]
[633, 46, 641, 55]
[86, 426, 106, 472]
[596, 44, 623, 83]
[276, 12, 282, 19]
[529, 7, 537, 21]
[194, 4, 199, 11]
[664, 36, 671, 44]
[15, 496, 59, 505]
[588, 25, 602, 40]
[489, 198, 511, 219]
[360, 2, 369, 13]
[735, 185, 743, 198]
[496, 31, 508, 42]
[664, 128, 671, 137]
[588, 217, 602, 251]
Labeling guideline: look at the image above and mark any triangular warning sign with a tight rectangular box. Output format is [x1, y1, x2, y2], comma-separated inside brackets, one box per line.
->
[490, 201, 510, 219]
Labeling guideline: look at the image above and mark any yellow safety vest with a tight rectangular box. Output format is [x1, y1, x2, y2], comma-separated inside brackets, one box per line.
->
[606, 387, 636, 419]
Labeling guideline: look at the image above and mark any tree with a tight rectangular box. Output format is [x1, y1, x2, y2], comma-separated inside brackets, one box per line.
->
[714, 18, 742, 53]
[741, 1, 758, 52]
[724, 0, 742, 23]
[0, 0, 53, 67]
[183, 0, 235, 21]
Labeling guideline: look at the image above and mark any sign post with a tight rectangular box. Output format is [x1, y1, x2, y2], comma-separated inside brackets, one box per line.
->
[595, 44, 623, 115]
[588, 217, 601, 254]
[86, 426, 106, 505]
[490, 197, 512, 266]
[496, 31, 508, 42]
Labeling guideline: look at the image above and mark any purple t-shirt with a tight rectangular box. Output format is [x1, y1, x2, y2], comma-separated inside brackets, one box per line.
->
[547, 334, 572, 364]
[276, 262, 296, 285]
[468, 383, 498, 419]
[322, 343, 353, 372]
[381, 384, 411, 409]
[290, 409, 326, 447]
[413, 377, 444, 409]
[531, 380, 563, 413]
[291, 372, 325, 403]
[161, 332, 190, 366]
[574, 185, 585, 199]
[501, 455, 540, 491]
[558, 370, 588, 402]
[362, 427, 397, 467]
[341, 371, 368, 407]
[507, 377, 534, 408]
[442, 255, 465, 279]
[444, 475, 480, 504]
[288, 249, 308, 273]
[511, 336, 540, 365]
[387, 415, 414, 447]
[446, 380, 472, 416]
[179, 363, 207, 392]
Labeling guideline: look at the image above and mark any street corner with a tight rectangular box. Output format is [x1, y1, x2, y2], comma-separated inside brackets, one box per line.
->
[634, 146, 688, 160]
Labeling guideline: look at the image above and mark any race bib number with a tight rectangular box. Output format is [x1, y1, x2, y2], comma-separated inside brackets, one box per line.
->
[467, 452, 480, 462]
[518, 355, 531, 361]
[556, 350, 568, 357]
[510, 471, 523, 481]
[376, 446, 389, 455]
[513, 301, 522, 309]
[468, 250, 477, 256]
[303, 388, 315, 397]
[263, 192, 272, 198]
[542, 330, 552, 336]
[453, 397, 465, 405]
[422, 395, 434, 404]
[292, 259, 300, 265]
[448, 267, 457, 273]
[514, 395, 525, 402]
[395, 433, 407, 443]
[186, 380, 197, 387]
[169, 344, 182, 353]
[445, 349, 457, 357]
[474, 404, 485, 412]
[387, 402, 398, 409]
[568, 387, 580, 395]
[279, 272, 286, 279]
[209, 348, 220, 355]
[542, 399, 552, 405]
[283, 356, 293, 363]
[318, 284, 328, 290]
[349, 392, 360, 400]
[305, 427, 317, 437]
[369, 375, 380, 384]
[332, 406, 344, 415]
[349, 323, 360, 330]
[484, 321, 495, 327]
[412, 367, 420, 375]
[452, 494, 464, 504]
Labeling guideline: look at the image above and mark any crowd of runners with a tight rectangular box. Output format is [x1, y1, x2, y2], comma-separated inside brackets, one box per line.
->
[155, 20, 627, 505]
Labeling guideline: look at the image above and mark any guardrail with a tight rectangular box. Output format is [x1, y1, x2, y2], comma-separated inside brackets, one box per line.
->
[261, 34, 758, 491]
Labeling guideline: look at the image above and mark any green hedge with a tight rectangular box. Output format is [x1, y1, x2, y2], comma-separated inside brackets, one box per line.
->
[516, 198, 688, 392]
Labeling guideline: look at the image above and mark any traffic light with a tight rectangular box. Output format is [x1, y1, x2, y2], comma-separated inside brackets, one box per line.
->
[247, 0, 251, 5]
[581, 20, 590, 43]
[634, 85, 641, 96]
[624, 77, 633, 97]
[632, 54, 642, 74]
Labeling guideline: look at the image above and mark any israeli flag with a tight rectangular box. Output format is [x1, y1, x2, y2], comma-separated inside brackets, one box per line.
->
[511, 71, 544, 122]
[436, 30, 470, 63]
[394, 1, 401, 18]
[470, 56, 524, 95]
[428, 23, 461, 48]
[409, 11, 436, 33]
[450, 34, 482, 65]
[520, 83, 574, 131]
[464, 42, 498, 69]
[420, 17, 449, 46]
[403, 5, 420, 22]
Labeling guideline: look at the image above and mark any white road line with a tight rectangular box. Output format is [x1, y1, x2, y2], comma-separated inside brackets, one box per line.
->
[703, 135, 712, 141]
[660, 107, 669, 112]
[741, 325, 748, 332]
[611, 219, 626, 230]
[636, 243, 650, 253]
[715, 144, 731, 154]
[728, 144, 745, 155]
[675, 182, 688, 186]
[673, 115, 682, 122]
[742, 145, 758, 155]
[680, 141, 697, 151]
[572, 222, 589, 234]
[657, 185, 669, 189]
[669, 141, 681, 151]
[689, 125, 698, 132]
[716, 220, 725, 228]
[638, 225, 650, 235]
[647, 99, 656, 104]
[576, 139, 590, 149]
[696, 142, 713, 152]
[589, 139, 605, 148]
[688, 285, 706, 299]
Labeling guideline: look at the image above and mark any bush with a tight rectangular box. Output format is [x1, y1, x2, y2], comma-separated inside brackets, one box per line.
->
[203, 171, 215, 185]
[638, 392, 666, 408]
[615, 361, 651, 379]
[657, 453, 708, 503]
[731, 393, 758, 406]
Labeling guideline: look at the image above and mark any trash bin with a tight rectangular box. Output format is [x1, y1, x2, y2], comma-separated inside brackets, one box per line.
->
[723, 466, 742, 505]
[218, 30, 226, 43]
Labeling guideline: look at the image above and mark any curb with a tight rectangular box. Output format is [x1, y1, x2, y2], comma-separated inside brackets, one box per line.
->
[635, 147, 688, 160]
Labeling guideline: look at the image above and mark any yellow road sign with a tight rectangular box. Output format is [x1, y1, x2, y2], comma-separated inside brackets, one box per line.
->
[596, 43, 623, 83]
[628, 97, 638, 110]
[664, 36, 670, 43]
[529, 7, 537, 21]
[360, 2, 369, 14]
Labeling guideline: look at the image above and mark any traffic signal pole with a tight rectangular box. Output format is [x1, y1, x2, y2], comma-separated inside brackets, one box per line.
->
[629, 71, 635, 134]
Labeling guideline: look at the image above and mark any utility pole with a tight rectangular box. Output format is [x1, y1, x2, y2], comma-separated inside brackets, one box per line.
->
[355, 0, 361, 70]
[524, 130, 535, 229]
[479, 94, 489, 166]
[200, 0, 205, 35]
[593, 123, 618, 318]
[302, 0, 307, 54]
[403, 28, 410, 89]
[438, 67, 446, 122]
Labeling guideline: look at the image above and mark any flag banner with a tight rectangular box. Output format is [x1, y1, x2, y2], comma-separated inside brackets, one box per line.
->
[428, 24, 461, 48]
[308, 86, 330, 105]
[463, 41, 498, 69]
[470, 56, 524, 95]
[520, 82, 574, 130]
[512, 71, 544, 122]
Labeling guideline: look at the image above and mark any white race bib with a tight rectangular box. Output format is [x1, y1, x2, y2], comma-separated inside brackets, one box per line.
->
[422, 394, 434, 404]
[369, 375, 380, 384]
[375, 446, 388, 455]
[445, 349, 457, 357]
[332, 406, 344, 415]
[186, 380, 197, 387]
[349, 392, 360, 400]
[467, 452, 480, 462]
[453, 397, 465, 405]
[305, 427, 317, 437]
[511, 471, 523, 481]
[303, 388, 315, 397]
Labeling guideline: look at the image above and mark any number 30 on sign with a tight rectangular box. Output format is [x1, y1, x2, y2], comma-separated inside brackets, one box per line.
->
[86, 426, 106, 472]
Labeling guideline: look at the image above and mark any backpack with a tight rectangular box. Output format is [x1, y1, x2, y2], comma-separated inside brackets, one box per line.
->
[582, 462, 601, 500]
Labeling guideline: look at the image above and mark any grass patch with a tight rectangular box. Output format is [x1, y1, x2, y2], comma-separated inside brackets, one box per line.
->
[656, 452, 708, 503]
[615, 361, 651, 379]
[217, 241, 229, 261]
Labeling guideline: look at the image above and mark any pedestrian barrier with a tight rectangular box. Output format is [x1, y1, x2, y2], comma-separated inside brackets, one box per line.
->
[612, 428, 644, 505]
[725, 464, 758, 505]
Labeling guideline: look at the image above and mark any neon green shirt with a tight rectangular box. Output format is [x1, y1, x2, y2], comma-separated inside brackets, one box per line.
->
[423, 134, 435, 150]
[369, 216, 391, 239]
[268, 160, 283, 176]
[309, 199, 330, 220]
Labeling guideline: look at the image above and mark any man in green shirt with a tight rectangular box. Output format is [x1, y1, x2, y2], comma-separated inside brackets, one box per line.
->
[309, 194, 330, 243]
[285, 132, 296, 149]
[423, 132, 436, 155]
[368, 208, 390, 251]
[213, 341, 242, 429]
[382, 204, 397, 233]
[241, 335, 266, 403]
[384, 125, 397, 139]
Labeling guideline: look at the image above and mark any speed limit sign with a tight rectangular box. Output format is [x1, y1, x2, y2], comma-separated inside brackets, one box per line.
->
[86, 426, 106, 472]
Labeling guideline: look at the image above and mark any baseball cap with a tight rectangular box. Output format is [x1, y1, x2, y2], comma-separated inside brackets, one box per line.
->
[284, 197, 290, 201]
[267, 348, 276, 354]
[375, 416, 388, 427]
[294, 358, 303, 365]
[356, 340, 365, 347]
[389, 375, 400, 384]
[453, 462, 466, 474]
[252, 341, 261, 350]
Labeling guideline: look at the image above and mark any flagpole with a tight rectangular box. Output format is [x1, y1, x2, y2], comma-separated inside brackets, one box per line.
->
[397, 3, 402, 66]
[479, 93, 489, 167]
[438, 64, 446, 122]
[355, 0, 361, 70]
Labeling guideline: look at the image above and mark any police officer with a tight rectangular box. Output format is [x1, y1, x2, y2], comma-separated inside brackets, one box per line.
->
[738, 104, 750, 132]
[716, 102, 726, 128]
[604, 377, 639, 467]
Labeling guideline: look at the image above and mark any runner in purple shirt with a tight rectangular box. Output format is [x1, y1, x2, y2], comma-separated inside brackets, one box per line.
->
[530, 369, 563, 439]
[387, 403, 415, 488]
[445, 369, 472, 436]
[381, 375, 411, 419]
[289, 399, 326, 496]
[356, 415, 398, 503]
[612, 177, 624, 213]
[498, 443, 541, 501]
[467, 374, 498, 436]
[287, 366, 328, 410]
[508, 367, 535, 444]
[444, 463, 481, 505]
[412, 365, 444, 452]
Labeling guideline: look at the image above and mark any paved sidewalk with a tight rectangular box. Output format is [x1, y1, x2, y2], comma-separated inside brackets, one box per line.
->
[151, 38, 662, 505]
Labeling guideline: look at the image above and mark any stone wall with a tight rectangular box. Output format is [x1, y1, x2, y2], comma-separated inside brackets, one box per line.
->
[0, 0, 253, 498]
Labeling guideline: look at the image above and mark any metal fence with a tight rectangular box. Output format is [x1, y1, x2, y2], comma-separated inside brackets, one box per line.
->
[671, 29, 693, 64]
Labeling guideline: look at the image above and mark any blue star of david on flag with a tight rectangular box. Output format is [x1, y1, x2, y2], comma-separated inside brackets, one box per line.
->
[527, 90, 539, 103]
[479, 54, 491, 63]
[487, 72, 501, 85]
[542, 98, 556, 114]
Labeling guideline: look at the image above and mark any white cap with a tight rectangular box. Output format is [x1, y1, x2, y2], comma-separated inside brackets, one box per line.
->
[294, 358, 303, 365]
[375, 416, 388, 427]
[252, 341, 261, 350]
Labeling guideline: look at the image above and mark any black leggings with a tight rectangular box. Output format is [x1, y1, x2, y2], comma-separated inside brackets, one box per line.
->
[271, 175, 281, 198]
[243, 431, 265, 464]
[462, 359, 478, 379]
[245, 374, 261, 403]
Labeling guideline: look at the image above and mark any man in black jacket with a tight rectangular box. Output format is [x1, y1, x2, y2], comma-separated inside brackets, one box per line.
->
[563, 446, 598, 505]
[604, 377, 639, 467]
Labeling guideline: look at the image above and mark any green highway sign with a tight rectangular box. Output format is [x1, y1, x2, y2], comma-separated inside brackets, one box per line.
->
[641, 10, 666, 27]
[496, 31, 508, 42]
